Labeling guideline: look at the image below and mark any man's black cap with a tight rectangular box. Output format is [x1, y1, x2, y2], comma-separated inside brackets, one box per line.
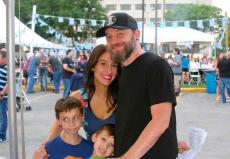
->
[96, 12, 138, 37]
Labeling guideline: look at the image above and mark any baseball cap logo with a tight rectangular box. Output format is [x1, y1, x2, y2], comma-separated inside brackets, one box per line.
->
[105, 15, 116, 26]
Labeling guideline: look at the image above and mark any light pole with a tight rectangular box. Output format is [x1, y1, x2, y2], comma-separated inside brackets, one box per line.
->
[141, 0, 145, 45]
[155, 0, 158, 54]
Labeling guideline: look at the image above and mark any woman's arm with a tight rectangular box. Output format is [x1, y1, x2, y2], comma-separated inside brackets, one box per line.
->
[45, 120, 61, 143]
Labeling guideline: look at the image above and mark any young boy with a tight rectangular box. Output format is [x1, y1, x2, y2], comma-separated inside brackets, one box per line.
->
[33, 97, 93, 159]
[90, 124, 115, 159]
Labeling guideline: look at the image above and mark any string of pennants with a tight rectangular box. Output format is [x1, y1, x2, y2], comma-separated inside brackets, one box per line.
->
[36, 13, 228, 29]
[33, 13, 228, 48]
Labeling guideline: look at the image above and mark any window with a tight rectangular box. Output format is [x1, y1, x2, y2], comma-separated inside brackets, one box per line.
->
[105, 4, 117, 11]
[135, 4, 146, 10]
[150, 4, 161, 10]
[136, 18, 146, 23]
[165, 4, 176, 10]
[120, 4, 131, 10]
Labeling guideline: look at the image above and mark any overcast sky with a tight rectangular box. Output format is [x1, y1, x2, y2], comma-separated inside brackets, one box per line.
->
[212, 0, 230, 15]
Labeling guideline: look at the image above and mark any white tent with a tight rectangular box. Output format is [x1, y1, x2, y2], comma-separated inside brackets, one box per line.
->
[96, 27, 214, 45]
[0, 0, 67, 49]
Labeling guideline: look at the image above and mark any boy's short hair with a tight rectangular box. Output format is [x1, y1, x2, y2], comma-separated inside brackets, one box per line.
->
[0, 49, 7, 58]
[95, 124, 115, 137]
[55, 97, 83, 119]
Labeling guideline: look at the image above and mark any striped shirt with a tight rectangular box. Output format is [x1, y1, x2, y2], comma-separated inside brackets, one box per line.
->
[0, 64, 7, 98]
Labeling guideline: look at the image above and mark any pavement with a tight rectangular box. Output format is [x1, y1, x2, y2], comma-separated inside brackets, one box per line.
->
[0, 91, 230, 159]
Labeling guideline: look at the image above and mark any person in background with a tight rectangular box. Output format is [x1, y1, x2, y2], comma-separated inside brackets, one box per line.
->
[38, 49, 49, 91]
[77, 52, 88, 73]
[169, 48, 182, 96]
[217, 53, 230, 103]
[27, 51, 41, 93]
[70, 66, 85, 93]
[181, 55, 190, 84]
[0, 49, 8, 143]
[62, 49, 76, 97]
[48, 52, 62, 93]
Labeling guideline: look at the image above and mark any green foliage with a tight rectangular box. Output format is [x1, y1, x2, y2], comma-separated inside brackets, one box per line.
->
[15, 0, 107, 44]
[165, 4, 223, 31]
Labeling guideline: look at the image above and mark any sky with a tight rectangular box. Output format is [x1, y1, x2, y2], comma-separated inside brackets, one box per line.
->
[212, 0, 230, 15]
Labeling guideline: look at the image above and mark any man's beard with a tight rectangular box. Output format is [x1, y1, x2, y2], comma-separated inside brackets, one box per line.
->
[110, 36, 136, 64]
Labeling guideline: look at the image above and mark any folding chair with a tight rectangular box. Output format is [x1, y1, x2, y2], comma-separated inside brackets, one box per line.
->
[189, 68, 202, 86]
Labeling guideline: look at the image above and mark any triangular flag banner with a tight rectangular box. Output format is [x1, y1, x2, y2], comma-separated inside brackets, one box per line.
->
[209, 18, 215, 27]
[222, 17, 228, 26]
[44, 15, 50, 19]
[184, 21, 190, 28]
[172, 21, 178, 28]
[91, 20, 97, 26]
[101, 20, 105, 26]
[58, 17, 64, 23]
[197, 20, 204, 28]
[69, 18, 75, 25]
[38, 18, 47, 27]
[137, 22, 143, 28]
[80, 19, 86, 25]
[160, 21, 166, 28]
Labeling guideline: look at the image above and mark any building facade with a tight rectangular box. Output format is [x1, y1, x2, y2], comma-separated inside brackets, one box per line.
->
[100, 0, 213, 24]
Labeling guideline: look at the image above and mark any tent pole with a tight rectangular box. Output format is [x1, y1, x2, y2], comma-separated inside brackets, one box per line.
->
[6, 0, 19, 158]
[30, 5, 36, 55]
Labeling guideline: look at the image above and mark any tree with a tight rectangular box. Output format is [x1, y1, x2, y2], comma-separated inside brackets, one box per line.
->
[165, 4, 223, 31]
[15, 0, 107, 44]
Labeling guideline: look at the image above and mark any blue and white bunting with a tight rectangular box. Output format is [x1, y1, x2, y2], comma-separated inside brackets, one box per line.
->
[160, 21, 166, 28]
[91, 20, 97, 26]
[197, 20, 204, 28]
[137, 22, 143, 28]
[58, 17, 64, 23]
[209, 18, 215, 27]
[69, 18, 75, 25]
[172, 21, 178, 28]
[80, 19, 86, 25]
[184, 21, 190, 28]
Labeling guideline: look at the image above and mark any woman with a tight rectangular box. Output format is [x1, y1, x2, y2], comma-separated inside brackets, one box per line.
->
[46, 44, 119, 141]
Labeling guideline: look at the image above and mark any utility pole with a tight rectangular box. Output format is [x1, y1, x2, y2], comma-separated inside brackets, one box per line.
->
[141, 0, 145, 45]
[6, 0, 19, 158]
[155, 0, 158, 54]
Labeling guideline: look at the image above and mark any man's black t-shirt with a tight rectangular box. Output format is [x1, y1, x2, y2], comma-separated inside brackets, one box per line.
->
[62, 57, 74, 79]
[114, 53, 178, 159]
[217, 58, 230, 78]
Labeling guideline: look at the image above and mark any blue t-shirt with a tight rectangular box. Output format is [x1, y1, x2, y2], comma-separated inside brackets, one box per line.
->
[182, 57, 190, 69]
[45, 136, 93, 159]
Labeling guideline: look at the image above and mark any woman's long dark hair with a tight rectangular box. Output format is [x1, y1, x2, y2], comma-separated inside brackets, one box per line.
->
[85, 44, 120, 112]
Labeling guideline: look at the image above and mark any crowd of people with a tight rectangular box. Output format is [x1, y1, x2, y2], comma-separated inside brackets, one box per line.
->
[1, 12, 229, 158]
[160, 49, 230, 103]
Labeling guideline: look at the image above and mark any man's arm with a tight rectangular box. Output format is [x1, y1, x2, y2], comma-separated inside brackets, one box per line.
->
[63, 64, 75, 73]
[119, 102, 172, 159]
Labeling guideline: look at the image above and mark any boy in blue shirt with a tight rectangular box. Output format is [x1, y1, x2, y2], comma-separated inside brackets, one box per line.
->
[33, 97, 93, 159]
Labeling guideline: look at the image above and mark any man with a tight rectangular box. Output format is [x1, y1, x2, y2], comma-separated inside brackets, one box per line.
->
[217, 53, 230, 103]
[96, 13, 178, 159]
[0, 49, 8, 143]
[27, 51, 41, 93]
[62, 49, 75, 97]
[169, 48, 182, 96]
[48, 52, 62, 93]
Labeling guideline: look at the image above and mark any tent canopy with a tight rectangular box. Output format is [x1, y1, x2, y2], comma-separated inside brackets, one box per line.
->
[0, 0, 67, 49]
[96, 27, 214, 45]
